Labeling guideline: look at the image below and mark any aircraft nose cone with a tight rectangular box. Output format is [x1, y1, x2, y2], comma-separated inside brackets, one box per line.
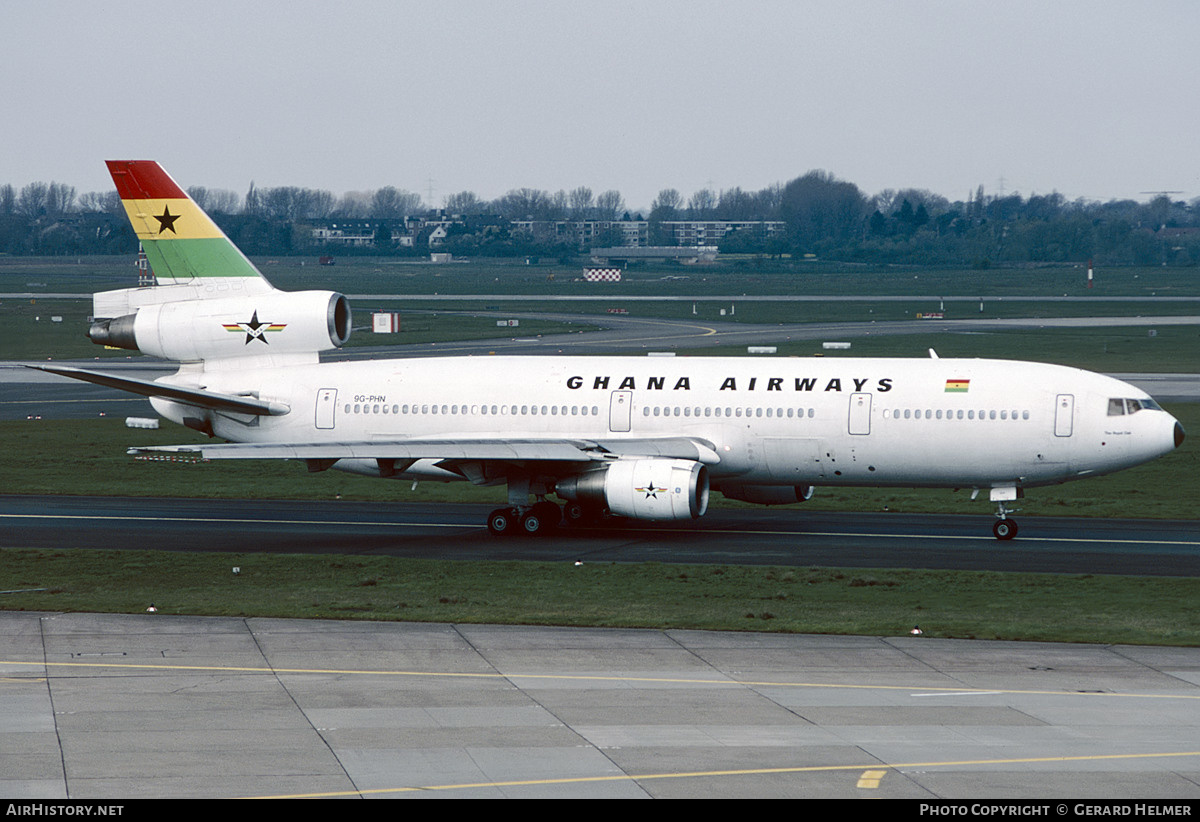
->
[1175, 421, 1186, 449]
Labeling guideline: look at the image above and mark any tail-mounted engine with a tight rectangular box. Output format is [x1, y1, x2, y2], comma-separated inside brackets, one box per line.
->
[89, 290, 351, 361]
[556, 458, 709, 521]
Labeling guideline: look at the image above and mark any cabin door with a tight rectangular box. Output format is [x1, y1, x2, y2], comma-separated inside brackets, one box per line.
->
[848, 392, 872, 435]
[609, 390, 632, 432]
[1054, 393, 1074, 437]
[315, 388, 337, 429]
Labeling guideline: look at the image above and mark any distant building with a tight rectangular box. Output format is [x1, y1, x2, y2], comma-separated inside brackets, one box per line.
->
[309, 215, 783, 253]
[590, 246, 718, 265]
[659, 220, 786, 246]
[311, 220, 382, 247]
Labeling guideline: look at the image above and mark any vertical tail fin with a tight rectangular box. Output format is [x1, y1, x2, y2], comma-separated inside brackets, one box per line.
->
[106, 160, 270, 289]
[92, 161, 348, 364]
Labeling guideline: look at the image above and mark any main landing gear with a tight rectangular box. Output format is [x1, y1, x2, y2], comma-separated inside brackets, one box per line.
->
[487, 500, 562, 536]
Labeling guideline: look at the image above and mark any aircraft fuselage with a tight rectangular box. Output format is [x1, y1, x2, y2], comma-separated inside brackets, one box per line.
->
[155, 354, 1181, 491]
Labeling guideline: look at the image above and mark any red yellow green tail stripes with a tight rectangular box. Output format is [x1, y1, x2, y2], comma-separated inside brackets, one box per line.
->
[106, 160, 266, 285]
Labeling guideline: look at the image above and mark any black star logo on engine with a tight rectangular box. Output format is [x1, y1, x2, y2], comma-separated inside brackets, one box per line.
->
[635, 480, 667, 499]
[154, 205, 180, 234]
[222, 311, 285, 345]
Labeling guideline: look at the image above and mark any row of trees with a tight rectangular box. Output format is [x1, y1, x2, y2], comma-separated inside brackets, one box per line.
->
[3, 172, 1200, 265]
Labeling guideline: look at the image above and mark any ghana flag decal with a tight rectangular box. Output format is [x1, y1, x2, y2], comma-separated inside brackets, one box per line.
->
[945, 378, 970, 393]
[106, 160, 264, 285]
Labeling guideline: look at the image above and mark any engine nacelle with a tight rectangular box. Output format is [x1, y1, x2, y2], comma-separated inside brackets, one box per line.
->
[89, 290, 351, 361]
[556, 458, 709, 521]
[718, 483, 815, 506]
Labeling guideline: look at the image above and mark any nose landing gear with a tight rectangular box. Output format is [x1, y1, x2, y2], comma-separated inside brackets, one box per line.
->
[983, 486, 1023, 540]
[992, 506, 1019, 541]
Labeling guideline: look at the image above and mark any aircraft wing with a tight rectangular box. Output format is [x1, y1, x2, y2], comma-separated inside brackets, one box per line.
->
[127, 437, 721, 464]
[27, 364, 289, 417]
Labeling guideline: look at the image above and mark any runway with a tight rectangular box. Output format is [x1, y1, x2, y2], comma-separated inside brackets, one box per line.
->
[4, 495, 1200, 576]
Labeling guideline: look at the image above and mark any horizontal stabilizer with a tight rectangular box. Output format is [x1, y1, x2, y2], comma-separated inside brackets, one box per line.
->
[27, 364, 289, 417]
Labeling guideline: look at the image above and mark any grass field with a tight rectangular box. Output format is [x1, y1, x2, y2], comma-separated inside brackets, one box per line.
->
[4, 253, 1200, 298]
[2, 548, 1199, 646]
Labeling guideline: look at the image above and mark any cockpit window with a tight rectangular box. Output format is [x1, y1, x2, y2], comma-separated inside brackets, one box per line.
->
[1108, 397, 1163, 416]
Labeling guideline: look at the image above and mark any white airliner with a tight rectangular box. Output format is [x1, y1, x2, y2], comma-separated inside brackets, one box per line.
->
[34, 161, 1186, 540]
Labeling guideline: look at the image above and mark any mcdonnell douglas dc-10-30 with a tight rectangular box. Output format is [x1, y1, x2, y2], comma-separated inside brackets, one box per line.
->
[33, 161, 1185, 539]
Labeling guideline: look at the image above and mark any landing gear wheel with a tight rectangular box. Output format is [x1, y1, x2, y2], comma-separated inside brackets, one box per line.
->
[519, 508, 547, 536]
[527, 501, 561, 533]
[992, 519, 1018, 541]
[487, 507, 518, 536]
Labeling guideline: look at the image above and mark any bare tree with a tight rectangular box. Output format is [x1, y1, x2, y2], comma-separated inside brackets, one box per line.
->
[205, 189, 242, 214]
[650, 188, 682, 220]
[17, 182, 49, 217]
[717, 187, 754, 220]
[687, 188, 716, 218]
[46, 183, 76, 214]
[370, 187, 423, 218]
[335, 191, 372, 218]
[444, 190, 484, 215]
[77, 190, 123, 214]
[496, 188, 553, 220]
[187, 186, 242, 214]
[594, 190, 625, 220]
[568, 186, 594, 219]
[549, 190, 568, 221]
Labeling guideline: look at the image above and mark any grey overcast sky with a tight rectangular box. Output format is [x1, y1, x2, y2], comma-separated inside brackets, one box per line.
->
[4, 1, 1198, 212]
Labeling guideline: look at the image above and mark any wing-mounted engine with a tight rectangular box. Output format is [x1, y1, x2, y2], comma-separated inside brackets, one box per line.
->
[88, 289, 352, 362]
[717, 482, 815, 506]
[556, 458, 709, 521]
